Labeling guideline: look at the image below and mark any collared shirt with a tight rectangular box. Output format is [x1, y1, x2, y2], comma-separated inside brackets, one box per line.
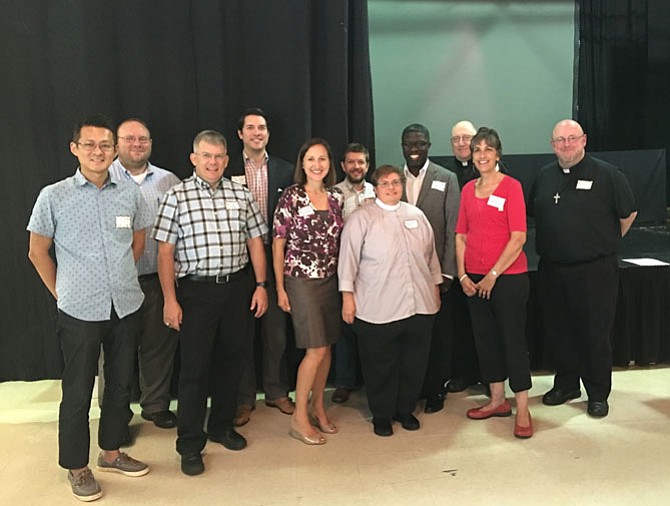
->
[109, 159, 180, 276]
[528, 154, 636, 264]
[27, 169, 152, 321]
[243, 151, 269, 226]
[338, 199, 442, 324]
[152, 173, 267, 278]
[334, 179, 376, 220]
[273, 184, 344, 279]
[403, 158, 430, 205]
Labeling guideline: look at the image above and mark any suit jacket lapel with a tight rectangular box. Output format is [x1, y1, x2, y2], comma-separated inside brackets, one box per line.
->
[417, 163, 436, 208]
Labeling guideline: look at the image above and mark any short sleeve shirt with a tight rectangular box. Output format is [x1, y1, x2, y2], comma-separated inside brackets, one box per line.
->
[109, 160, 180, 276]
[528, 155, 636, 263]
[152, 174, 267, 277]
[27, 169, 152, 321]
[273, 184, 344, 279]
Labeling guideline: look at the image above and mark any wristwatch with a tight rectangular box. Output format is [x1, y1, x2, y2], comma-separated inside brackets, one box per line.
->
[490, 269, 498, 277]
[256, 281, 268, 288]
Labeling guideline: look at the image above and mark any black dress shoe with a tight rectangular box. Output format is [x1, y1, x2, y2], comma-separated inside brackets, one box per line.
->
[446, 378, 475, 393]
[331, 387, 352, 404]
[209, 428, 247, 451]
[542, 388, 582, 406]
[181, 452, 204, 476]
[141, 410, 177, 429]
[393, 413, 420, 431]
[424, 393, 445, 414]
[372, 417, 393, 437]
[587, 400, 609, 418]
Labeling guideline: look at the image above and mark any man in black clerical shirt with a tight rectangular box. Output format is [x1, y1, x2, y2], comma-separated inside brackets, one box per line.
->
[528, 119, 637, 419]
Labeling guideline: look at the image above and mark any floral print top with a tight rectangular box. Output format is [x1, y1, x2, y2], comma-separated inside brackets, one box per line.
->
[273, 184, 344, 279]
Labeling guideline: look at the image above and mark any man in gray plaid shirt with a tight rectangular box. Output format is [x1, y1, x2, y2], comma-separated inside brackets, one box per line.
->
[152, 130, 268, 476]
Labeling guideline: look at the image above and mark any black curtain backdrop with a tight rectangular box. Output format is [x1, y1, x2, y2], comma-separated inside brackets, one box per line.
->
[0, 0, 374, 381]
[575, 0, 670, 202]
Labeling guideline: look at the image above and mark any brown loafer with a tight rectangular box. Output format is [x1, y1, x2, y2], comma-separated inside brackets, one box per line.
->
[234, 404, 255, 427]
[331, 387, 351, 404]
[265, 397, 295, 415]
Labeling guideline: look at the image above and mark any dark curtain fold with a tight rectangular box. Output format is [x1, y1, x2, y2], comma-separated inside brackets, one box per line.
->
[0, 0, 374, 381]
[575, 0, 670, 154]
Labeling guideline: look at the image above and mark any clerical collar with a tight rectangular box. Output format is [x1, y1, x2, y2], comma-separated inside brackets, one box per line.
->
[375, 198, 400, 211]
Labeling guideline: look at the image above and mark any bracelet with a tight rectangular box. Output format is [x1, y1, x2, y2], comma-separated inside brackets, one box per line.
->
[459, 274, 468, 282]
[255, 281, 268, 288]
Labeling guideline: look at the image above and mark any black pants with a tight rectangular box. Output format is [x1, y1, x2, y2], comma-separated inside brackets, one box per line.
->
[355, 314, 434, 419]
[175, 271, 253, 455]
[57, 308, 140, 469]
[466, 273, 531, 393]
[422, 283, 480, 396]
[539, 255, 618, 401]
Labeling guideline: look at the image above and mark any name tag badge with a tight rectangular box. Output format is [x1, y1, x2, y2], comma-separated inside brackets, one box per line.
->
[225, 200, 241, 210]
[298, 206, 315, 217]
[231, 175, 246, 186]
[431, 180, 446, 192]
[363, 185, 376, 199]
[576, 180, 593, 190]
[116, 216, 131, 228]
[487, 195, 506, 212]
[404, 219, 419, 229]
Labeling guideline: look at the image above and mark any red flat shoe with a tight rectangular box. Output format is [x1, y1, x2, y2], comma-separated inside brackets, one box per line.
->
[514, 412, 533, 439]
[466, 400, 512, 420]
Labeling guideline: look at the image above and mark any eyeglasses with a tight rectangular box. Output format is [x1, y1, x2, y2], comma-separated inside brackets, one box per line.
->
[402, 141, 429, 149]
[76, 141, 115, 152]
[118, 136, 151, 144]
[377, 179, 403, 189]
[451, 135, 473, 144]
[196, 152, 227, 161]
[552, 134, 584, 145]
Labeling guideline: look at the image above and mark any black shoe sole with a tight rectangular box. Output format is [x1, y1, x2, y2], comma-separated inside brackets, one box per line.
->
[542, 389, 581, 406]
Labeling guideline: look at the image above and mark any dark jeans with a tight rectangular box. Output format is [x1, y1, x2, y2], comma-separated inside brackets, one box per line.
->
[355, 314, 434, 419]
[57, 308, 140, 469]
[466, 273, 531, 393]
[539, 255, 618, 401]
[175, 271, 254, 455]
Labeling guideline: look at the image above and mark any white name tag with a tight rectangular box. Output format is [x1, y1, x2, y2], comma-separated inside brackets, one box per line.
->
[116, 216, 131, 228]
[487, 195, 506, 211]
[404, 219, 419, 229]
[298, 206, 314, 217]
[431, 180, 446, 192]
[576, 180, 593, 190]
[225, 200, 241, 210]
[231, 175, 246, 186]
[363, 185, 376, 199]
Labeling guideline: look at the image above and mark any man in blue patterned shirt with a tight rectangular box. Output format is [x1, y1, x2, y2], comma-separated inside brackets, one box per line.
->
[152, 130, 269, 476]
[27, 114, 152, 502]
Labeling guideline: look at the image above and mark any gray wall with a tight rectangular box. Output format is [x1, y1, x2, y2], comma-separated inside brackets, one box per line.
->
[369, 0, 575, 165]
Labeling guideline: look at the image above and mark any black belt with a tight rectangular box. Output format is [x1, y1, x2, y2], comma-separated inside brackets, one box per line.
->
[183, 269, 246, 284]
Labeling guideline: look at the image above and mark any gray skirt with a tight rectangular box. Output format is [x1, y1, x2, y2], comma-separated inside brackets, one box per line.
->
[284, 274, 340, 349]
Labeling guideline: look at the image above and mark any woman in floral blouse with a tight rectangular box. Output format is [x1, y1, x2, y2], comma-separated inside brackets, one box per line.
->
[273, 138, 344, 445]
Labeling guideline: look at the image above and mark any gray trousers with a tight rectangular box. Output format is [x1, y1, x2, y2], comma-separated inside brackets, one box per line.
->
[237, 245, 291, 404]
[98, 274, 178, 413]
